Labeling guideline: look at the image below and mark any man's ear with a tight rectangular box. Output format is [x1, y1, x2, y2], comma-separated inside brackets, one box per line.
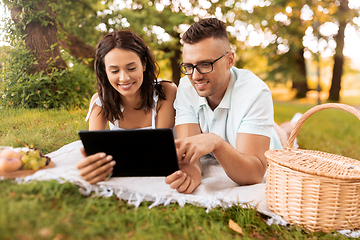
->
[227, 52, 235, 69]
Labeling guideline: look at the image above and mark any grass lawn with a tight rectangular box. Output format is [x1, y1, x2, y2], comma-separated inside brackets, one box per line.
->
[1, 102, 359, 239]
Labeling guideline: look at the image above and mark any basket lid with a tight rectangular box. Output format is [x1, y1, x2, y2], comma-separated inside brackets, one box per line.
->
[265, 148, 360, 180]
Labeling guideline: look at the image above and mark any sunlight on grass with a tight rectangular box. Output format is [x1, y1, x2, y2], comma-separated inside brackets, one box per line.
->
[0, 108, 88, 153]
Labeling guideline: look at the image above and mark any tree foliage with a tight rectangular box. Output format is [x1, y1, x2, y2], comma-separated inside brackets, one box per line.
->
[96, 0, 194, 84]
[1, 0, 359, 107]
[218, 0, 359, 101]
[0, 39, 95, 108]
[0, 0, 96, 109]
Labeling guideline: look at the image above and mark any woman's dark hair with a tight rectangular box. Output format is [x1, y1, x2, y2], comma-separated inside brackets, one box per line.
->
[182, 18, 229, 44]
[94, 30, 165, 121]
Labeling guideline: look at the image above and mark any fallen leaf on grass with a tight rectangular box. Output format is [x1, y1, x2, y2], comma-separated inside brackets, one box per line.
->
[127, 230, 135, 237]
[38, 228, 53, 238]
[229, 219, 243, 234]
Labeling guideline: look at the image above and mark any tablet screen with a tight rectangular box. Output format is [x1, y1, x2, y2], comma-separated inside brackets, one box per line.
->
[78, 128, 179, 177]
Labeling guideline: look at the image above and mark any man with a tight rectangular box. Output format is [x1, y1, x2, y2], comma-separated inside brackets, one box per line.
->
[165, 18, 283, 194]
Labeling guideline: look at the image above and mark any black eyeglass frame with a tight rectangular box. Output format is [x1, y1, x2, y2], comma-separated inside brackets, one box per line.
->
[179, 52, 229, 75]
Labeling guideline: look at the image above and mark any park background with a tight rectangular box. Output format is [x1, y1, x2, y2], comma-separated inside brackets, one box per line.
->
[1, 0, 360, 239]
[0, 0, 360, 108]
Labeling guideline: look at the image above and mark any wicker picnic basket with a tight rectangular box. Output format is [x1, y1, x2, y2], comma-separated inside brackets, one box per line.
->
[265, 103, 360, 232]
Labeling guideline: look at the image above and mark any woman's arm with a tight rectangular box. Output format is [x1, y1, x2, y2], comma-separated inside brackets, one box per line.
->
[155, 81, 177, 129]
[88, 93, 107, 131]
[77, 93, 115, 184]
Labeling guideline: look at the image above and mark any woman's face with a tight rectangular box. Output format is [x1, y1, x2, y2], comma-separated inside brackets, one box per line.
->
[104, 48, 145, 98]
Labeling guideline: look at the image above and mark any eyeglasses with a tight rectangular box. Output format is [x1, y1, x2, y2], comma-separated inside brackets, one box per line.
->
[179, 52, 229, 75]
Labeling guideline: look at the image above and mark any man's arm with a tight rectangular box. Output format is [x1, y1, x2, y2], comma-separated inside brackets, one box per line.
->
[175, 130, 269, 186]
[175, 123, 203, 175]
[213, 132, 269, 185]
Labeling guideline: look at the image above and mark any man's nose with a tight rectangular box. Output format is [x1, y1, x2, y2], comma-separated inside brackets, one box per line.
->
[191, 67, 203, 81]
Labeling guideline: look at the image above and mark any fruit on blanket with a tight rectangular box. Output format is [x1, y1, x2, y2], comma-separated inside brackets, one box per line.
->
[0, 144, 51, 172]
[0, 148, 23, 159]
[0, 149, 23, 172]
[0, 157, 23, 172]
[20, 148, 50, 171]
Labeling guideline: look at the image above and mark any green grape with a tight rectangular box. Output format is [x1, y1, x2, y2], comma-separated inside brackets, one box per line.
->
[32, 164, 40, 171]
[19, 146, 51, 170]
[39, 158, 46, 168]
[28, 150, 40, 158]
[30, 159, 37, 168]
[21, 155, 30, 163]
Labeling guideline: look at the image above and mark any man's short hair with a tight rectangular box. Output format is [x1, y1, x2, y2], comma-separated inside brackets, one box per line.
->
[182, 18, 229, 44]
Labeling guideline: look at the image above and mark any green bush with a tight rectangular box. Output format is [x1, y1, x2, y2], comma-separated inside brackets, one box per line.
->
[0, 41, 96, 109]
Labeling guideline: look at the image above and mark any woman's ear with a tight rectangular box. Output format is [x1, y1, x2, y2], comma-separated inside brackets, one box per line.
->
[143, 57, 147, 72]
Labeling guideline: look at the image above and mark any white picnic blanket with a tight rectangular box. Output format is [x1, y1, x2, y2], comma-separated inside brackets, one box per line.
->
[10, 141, 360, 237]
[16, 141, 280, 217]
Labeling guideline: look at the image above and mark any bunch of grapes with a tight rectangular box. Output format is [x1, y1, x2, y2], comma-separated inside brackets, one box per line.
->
[20, 148, 51, 171]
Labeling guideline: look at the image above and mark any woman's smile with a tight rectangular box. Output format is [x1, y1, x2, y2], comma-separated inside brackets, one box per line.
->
[119, 82, 135, 90]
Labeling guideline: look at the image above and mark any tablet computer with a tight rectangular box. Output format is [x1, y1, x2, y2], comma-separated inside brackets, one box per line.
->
[78, 128, 179, 177]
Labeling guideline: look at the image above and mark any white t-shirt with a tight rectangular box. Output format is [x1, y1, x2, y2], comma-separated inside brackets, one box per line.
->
[85, 94, 158, 130]
[174, 67, 282, 150]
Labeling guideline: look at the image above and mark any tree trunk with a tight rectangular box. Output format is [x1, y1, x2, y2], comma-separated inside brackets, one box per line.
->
[328, 0, 349, 101]
[161, 35, 182, 85]
[170, 48, 181, 85]
[11, 1, 67, 73]
[292, 47, 309, 98]
[57, 27, 96, 67]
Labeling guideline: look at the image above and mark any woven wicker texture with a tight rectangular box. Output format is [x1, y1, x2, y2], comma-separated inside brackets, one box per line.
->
[265, 103, 360, 232]
[265, 149, 360, 180]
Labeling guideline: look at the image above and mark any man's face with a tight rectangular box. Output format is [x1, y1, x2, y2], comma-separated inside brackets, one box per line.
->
[182, 38, 233, 102]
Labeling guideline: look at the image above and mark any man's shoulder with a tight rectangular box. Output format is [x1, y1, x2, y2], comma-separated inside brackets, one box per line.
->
[232, 67, 263, 82]
[232, 67, 270, 90]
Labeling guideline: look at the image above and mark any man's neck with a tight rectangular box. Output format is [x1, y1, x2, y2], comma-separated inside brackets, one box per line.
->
[206, 97, 220, 111]
[206, 71, 231, 111]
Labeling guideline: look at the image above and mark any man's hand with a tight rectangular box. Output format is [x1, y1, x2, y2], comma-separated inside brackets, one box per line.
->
[77, 148, 116, 184]
[165, 162, 202, 194]
[175, 133, 220, 164]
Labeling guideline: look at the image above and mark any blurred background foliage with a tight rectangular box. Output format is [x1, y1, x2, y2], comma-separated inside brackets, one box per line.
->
[0, 0, 359, 109]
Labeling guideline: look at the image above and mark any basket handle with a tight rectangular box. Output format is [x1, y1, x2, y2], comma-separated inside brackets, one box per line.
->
[286, 103, 360, 149]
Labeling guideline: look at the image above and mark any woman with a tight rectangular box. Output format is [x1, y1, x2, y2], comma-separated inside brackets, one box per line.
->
[77, 30, 177, 184]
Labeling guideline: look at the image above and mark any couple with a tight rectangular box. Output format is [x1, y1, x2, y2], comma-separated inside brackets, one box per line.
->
[77, 18, 289, 194]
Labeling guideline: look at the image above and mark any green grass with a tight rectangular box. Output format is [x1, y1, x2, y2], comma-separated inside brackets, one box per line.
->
[1, 103, 359, 239]
[273, 101, 360, 160]
[0, 108, 88, 153]
[0, 180, 349, 239]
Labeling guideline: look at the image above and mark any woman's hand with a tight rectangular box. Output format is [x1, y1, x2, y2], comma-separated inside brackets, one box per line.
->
[77, 148, 116, 184]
